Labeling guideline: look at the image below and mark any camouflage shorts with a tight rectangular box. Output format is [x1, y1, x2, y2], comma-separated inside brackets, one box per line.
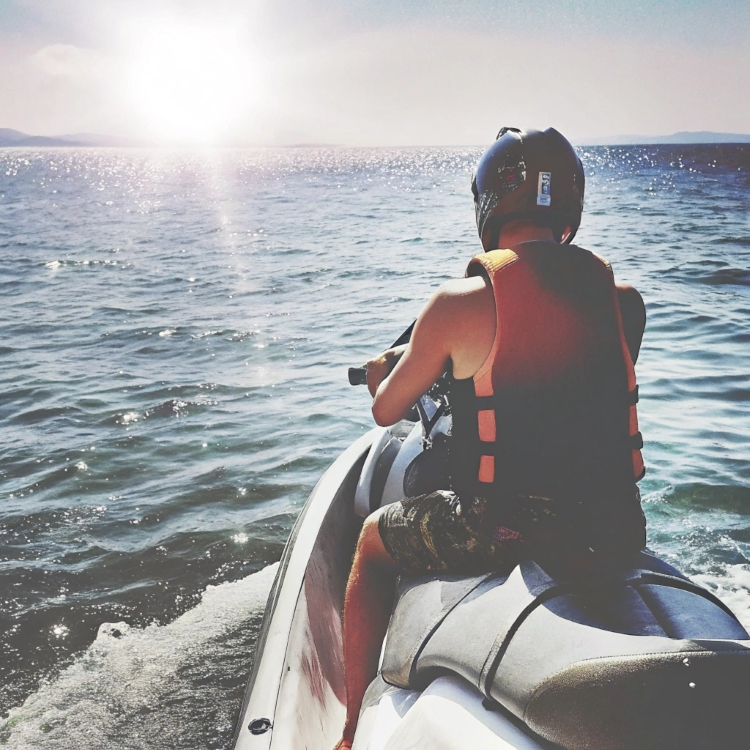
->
[378, 491, 526, 575]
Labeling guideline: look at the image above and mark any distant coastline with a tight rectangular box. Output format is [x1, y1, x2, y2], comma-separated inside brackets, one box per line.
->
[579, 131, 750, 146]
[0, 129, 342, 148]
[0, 128, 144, 148]
[2, 127, 750, 148]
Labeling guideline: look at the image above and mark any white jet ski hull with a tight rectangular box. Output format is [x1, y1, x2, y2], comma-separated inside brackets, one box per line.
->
[233, 424, 750, 750]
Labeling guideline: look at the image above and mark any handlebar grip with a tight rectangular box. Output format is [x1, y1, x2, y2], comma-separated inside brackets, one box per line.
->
[348, 367, 368, 386]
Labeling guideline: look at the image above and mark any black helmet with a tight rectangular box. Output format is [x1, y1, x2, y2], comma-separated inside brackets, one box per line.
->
[471, 127, 585, 249]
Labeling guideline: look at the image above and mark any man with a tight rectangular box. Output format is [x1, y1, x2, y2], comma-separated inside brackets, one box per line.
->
[334, 127, 647, 749]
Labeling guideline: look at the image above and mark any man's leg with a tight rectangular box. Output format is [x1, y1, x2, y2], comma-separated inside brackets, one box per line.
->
[336, 507, 397, 749]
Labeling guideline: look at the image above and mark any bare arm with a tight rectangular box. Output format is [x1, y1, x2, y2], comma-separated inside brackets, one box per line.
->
[617, 285, 646, 365]
[366, 277, 495, 425]
[368, 288, 455, 426]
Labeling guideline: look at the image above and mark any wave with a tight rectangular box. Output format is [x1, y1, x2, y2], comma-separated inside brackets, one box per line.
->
[712, 236, 750, 247]
[0, 564, 278, 749]
[644, 484, 750, 514]
[699, 268, 750, 286]
[645, 484, 750, 630]
[104, 396, 219, 426]
[10, 406, 82, 426]
[656, 263, 750, 287]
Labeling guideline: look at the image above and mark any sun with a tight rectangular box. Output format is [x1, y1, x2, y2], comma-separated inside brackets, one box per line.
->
[125, 24, 258, 144]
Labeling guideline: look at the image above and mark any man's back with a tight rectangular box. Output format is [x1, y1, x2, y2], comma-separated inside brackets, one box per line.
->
[370, 232, 645, 427]
[447, 241, 646, 555]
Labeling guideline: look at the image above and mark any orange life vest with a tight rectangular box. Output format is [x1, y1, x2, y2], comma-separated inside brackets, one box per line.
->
[448, 242, 645, 553]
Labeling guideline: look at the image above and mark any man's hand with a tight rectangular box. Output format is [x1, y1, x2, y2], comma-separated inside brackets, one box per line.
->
[365, 345, 407, 397]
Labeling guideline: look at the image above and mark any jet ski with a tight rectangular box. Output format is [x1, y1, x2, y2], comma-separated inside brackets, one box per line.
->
[232, 368, 750, 750]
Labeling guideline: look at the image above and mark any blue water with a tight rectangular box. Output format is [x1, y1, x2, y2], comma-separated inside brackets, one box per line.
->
[0, 144, 748, 748]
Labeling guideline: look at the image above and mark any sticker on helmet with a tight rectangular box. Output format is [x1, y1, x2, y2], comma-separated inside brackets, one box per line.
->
[537, 172, 551, 206]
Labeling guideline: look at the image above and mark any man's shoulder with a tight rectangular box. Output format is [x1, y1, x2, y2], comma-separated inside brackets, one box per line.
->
[422, 276, 495, 336]
[433, 275, 492, 304]
[419, 275, 495, 377]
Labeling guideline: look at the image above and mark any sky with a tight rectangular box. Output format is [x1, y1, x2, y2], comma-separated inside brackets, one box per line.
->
[0, 0, 748, 146]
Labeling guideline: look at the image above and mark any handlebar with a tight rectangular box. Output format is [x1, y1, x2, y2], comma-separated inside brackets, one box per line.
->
[348, 367, 368, 386]
[348, 365, 449, 399]
[348, 321, 415, 389]
[348, 362, 449, 445]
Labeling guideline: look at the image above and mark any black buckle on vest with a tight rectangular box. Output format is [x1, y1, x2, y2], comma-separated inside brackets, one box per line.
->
[630, 432, 644, 450]
[626, 385, 639, 406]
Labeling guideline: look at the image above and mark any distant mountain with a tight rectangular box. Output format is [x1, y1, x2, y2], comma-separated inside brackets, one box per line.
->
[0, 128, 78, 147]
[582, 131, 750, 146]
[0, 129, 26, 144]
[0, 128, 143, 147]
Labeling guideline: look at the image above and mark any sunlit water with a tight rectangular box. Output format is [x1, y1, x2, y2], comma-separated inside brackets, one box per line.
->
[0, 144, 748, 748]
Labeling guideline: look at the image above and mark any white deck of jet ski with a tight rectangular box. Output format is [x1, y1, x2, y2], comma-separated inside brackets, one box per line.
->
[353, 676, 548, 750]
[233, 421, 750, 750]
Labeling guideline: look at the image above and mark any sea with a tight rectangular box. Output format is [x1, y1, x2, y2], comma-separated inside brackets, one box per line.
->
[0, 143, 748, 748]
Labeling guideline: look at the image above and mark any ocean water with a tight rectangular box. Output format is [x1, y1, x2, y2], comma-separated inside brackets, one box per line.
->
[0, 144, 748, 748]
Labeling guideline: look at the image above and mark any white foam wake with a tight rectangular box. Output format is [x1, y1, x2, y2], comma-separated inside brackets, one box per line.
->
[693, 565, 750, 632]
[1, 563, 278, 749]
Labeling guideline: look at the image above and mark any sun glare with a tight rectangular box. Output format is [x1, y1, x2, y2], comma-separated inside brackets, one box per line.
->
[126, 24, 258, 144]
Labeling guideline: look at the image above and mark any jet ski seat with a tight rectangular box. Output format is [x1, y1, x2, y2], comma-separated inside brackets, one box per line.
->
[380, 550, 750, 749]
